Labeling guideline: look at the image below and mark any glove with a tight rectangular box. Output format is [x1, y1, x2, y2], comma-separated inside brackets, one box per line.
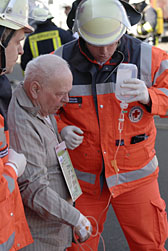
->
[74, 214, 92, 243]
[5, 149, 27, 177]
[61, 126, 84, 150]
[120, 78, 150, 104]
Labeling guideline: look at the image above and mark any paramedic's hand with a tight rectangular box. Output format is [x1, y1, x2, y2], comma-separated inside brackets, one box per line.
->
[120, 78, 150, 105]
[5, 149, 27, 177]
[74, 214, 92, 243]
[61, 126, 84, 150]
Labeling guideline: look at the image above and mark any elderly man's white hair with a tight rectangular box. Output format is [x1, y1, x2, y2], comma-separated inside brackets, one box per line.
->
[24, 54, 70, 86]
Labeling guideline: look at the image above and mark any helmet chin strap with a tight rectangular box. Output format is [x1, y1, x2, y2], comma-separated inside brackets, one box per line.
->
[0, 26, 15, 74]
[0, 44, 6, 74]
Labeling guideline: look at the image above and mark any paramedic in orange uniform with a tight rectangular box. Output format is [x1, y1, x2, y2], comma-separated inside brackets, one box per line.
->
[54, 0, 168, 250]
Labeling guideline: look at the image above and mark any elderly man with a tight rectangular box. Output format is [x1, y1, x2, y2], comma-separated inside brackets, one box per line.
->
[8, 54, 92, 251]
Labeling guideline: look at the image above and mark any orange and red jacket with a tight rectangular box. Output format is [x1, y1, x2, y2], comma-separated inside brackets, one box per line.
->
[0, 114, 33, 250]
[54, 35, 168, 198]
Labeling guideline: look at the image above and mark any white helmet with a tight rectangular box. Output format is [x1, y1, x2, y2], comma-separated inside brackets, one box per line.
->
[0, 0, 49, 73]
[73, 0, 131, 46]
[32, 7, 54, 25]
[0, 0, 49, 33]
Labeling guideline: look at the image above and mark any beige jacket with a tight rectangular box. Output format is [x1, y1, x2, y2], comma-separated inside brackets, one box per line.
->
[8, 83, 80, 251]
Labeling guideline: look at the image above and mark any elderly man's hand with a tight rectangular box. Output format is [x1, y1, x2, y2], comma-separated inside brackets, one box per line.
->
[74, 214, 92, 243]
[120, 78, 150, 105]
[61, 126, 84, 150]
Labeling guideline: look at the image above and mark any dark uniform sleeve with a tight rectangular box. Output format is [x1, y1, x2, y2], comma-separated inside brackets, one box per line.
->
[58, 28, 76, 44]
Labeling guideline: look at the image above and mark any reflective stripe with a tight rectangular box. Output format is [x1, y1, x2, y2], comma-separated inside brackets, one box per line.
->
[0, 127, 7, 148]
[3, 174, 15, 193]
[0, 145, 8, 158]
[143, 21, 153, 32]
[69, 82, 115, 96]
[140, 42, 152, 87]
[70, 84, 91, 96]
[29, 30, 62, 58]
[140, 44, 168, 88]
[97, 82, 115, 95]
[0, 232, 15, 250]
[75, 168, 96, 184]
[29, 36, 38, 58]
[82, 25, 124, 40]
[107, 155, 158, 189]
[157, 88, 168, 96]
[153, 60, 168, 84]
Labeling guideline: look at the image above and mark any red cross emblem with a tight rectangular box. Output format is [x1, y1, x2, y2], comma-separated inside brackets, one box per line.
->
[129, 106, 143, 123]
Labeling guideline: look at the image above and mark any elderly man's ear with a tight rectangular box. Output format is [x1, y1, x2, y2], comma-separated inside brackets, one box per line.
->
[30, 81, 41, 99]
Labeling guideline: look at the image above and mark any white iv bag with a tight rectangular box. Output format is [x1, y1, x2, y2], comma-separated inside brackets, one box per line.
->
[115, 63, 138, 103]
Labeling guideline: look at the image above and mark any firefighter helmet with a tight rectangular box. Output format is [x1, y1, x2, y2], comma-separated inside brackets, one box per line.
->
[73, 0, 131, 46]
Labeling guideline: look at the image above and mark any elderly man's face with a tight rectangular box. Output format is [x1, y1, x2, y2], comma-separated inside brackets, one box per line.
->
[86, 41, 119, 63]
[37, 71, 72, 117]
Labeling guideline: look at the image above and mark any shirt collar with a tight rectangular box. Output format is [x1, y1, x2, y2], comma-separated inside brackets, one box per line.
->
[13, 82, 40, 117]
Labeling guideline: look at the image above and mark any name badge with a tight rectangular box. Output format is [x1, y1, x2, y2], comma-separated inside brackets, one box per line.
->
[55, 141, 82, 202]
[69, 97, 82, 104]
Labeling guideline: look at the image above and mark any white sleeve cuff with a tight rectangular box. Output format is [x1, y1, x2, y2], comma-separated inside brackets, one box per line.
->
[5, 162, 18, 176]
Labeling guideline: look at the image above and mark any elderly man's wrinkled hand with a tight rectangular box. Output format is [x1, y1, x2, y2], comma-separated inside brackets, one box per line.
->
[120, 78, 150, 105]
[74, 214, 92, 243]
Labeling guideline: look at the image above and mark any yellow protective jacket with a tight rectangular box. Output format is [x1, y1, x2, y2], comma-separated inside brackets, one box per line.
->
[55, 35, 168, 198]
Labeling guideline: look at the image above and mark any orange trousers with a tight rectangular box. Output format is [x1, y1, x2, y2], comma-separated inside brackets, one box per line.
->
[67, 179, 168, 251]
